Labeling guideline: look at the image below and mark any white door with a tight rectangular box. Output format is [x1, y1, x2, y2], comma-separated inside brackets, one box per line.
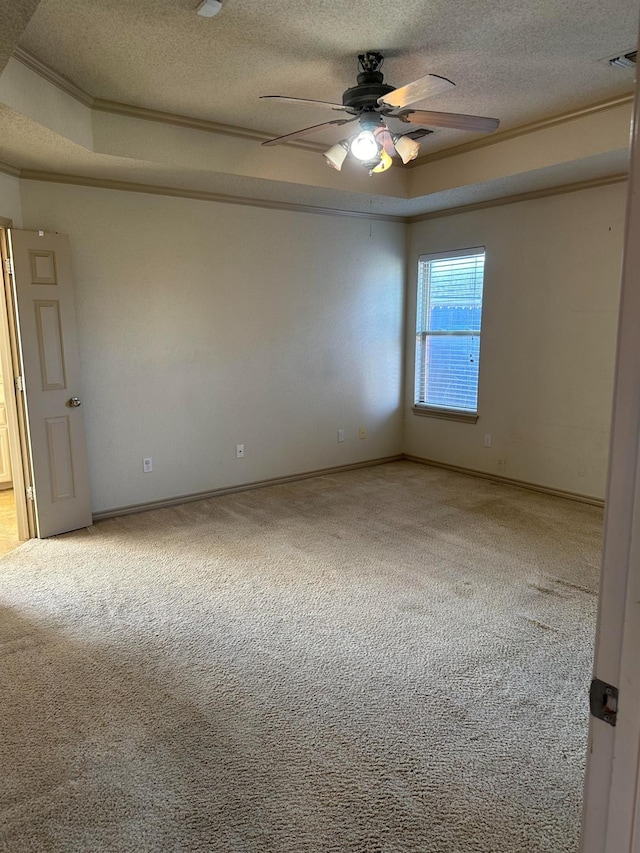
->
[8, 229, 92, 537]
[580, 16, 640, 851]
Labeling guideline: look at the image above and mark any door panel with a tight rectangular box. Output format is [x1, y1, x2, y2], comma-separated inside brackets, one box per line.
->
[35, 300, 67, 389]
[8, 229, 92, 537]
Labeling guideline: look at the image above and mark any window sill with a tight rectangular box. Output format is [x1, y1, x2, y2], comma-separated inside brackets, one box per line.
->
[412, 406, 478, 424]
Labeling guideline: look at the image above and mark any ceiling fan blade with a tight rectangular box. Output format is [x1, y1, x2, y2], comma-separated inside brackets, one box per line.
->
[397, 110, 500, 133]
[262, 117, 357, 147]
[379, 74, 455, 109]
[260, 95, 348, 111]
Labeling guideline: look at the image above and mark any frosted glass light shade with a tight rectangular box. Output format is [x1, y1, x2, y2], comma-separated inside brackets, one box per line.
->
[324, 142, 349, 171]
[394, 135, 421, 164]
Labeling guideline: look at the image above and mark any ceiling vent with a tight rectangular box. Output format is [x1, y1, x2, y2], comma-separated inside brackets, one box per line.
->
[606, 49, 637, 69]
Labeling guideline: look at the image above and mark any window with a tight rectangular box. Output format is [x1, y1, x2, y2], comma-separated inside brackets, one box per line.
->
[414, 247, 485, 418]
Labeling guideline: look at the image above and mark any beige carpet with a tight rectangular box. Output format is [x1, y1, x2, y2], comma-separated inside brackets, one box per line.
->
[0, 461, 601, 852]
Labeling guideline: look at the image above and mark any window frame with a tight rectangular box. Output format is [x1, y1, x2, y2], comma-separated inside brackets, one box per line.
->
[412, 246, 485, 423]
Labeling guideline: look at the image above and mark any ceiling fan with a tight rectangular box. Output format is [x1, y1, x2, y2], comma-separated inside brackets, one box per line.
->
[260, 52, 500, 175]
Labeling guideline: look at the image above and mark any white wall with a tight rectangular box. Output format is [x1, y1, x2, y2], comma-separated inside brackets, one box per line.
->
[404, 182, 627, 500]
[20, 182, 405, 513]
[0, 171, 23, 226]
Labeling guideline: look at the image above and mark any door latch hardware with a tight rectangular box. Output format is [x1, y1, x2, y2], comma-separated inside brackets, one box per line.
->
[25, 485, 34, 502]
[590, 678, 618, 726]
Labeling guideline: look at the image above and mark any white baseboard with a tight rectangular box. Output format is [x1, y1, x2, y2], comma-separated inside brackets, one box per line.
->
[403, 454, 605, 507]
[92, 455, 404, 521]
[93, 452, 604, 522]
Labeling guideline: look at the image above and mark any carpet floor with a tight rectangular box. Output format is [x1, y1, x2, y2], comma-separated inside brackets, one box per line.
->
[0, 461, 602, 852]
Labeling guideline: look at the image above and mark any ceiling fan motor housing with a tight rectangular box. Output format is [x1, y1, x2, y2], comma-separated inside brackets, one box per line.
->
[342, 71, 395, 112]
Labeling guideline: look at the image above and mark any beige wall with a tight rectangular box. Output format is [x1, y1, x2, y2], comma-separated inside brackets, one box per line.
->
[19, 181, 405, 513]
[16, 177, 626, 513]
[0, 172, 23, 226]
[404, 182, 627, 500]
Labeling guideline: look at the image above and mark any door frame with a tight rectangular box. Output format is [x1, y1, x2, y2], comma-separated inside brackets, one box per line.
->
[580, 12, 640, 850]
[0, 221, 34, 540]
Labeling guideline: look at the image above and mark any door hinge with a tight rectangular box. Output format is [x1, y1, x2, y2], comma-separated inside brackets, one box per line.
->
[15, 375, 24, 392]
[590, 678, 618, 726]
[3, 257, 13, 276]
[25, 485, 35, 502]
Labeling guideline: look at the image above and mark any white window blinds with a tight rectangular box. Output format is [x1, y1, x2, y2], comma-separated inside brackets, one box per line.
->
[414, 248, 485, 413]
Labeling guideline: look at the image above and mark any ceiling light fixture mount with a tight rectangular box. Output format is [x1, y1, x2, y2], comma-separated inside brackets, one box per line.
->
[196, 0, 222, 17]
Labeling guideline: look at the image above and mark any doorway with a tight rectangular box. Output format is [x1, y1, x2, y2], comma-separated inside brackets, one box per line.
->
[0, 350, 18, 554]
[0, 221, 33, 548]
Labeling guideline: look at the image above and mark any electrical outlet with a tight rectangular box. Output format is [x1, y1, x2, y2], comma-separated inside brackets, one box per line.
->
[484, 434, 492, 448]
[236, 444, 244, 458]
[143, 457, 153, 473]
[358, 427, 367, 439]
[337, 429, 345, 442]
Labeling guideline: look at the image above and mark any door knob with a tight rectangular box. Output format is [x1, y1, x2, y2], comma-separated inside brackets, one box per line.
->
[68, 397, 82, 408]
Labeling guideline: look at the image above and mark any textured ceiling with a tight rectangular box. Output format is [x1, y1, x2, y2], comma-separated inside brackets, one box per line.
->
[0, 0, 39, 75]
[0, 0, 637, 215]
[19, 0, 638, 148]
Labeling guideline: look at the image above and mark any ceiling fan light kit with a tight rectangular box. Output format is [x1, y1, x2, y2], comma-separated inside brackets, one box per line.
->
[260, 52, 500, 176]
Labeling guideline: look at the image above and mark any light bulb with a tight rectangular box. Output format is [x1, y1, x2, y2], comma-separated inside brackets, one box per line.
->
[350, 130, 379, 161]
[372, 149, 392, 173]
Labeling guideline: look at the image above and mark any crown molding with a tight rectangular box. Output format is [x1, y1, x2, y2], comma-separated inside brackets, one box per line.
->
[18, 169, 407, 222]
[16, 167, 627, 224]
[410, 93, 635, 168]
[12, 46, 94, 107]
[91, 98, 326, 153]
[407, 172, 628, 222]
[12, 47, 325, 153]
[0, 160, 20, 178]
